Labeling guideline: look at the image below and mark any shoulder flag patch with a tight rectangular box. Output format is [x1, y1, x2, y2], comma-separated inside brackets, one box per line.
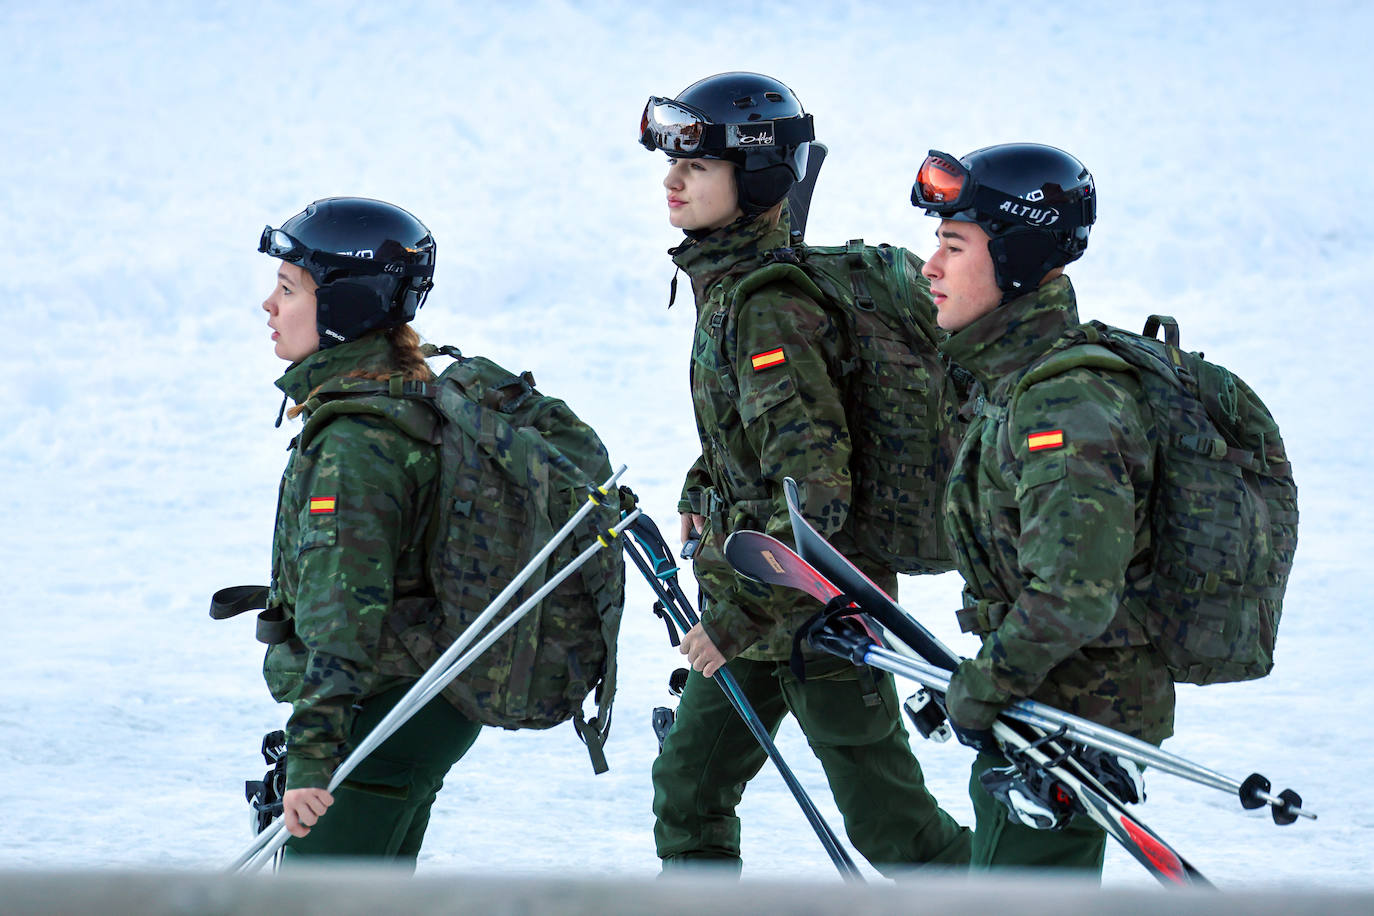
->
[1027, 430, 1065, 452]
[751, 347, 786, 371]
[309, 496, 337, 514]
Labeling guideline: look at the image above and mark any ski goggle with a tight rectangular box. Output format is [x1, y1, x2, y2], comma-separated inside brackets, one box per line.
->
[639, 96, 816, 156]
[259, 225, 436, 282]
[910, 150, 974, 213]
[258, 226, 309, 261]
[640, 97, 709, 154]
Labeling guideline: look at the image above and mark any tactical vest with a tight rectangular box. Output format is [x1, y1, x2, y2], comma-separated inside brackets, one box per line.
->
[716, 240, 968, 574]
[1013, 316, 1298, 685]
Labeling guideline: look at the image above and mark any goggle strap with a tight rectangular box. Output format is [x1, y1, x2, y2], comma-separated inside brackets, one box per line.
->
[305, 249, 435, 279]
[649, 113, 815, 153]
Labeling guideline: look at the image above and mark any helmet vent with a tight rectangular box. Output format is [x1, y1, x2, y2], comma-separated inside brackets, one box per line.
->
[731, 95, 756, 109]
[764, 92, 784, 102]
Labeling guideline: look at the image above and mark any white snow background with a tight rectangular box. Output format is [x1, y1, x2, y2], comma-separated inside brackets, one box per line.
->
[1, 0, 1370, 889]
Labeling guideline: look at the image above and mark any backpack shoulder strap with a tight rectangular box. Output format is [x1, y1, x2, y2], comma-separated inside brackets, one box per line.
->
[298, 375, 441, 451]
[725, 258, 829, 311]
[1013, 323, 1135, 396]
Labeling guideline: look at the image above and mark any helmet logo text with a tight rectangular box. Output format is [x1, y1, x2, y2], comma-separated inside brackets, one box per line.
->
[998, 201, 1060, 227]
[337, 249, 375, 259]
[727, 122, 776, 148]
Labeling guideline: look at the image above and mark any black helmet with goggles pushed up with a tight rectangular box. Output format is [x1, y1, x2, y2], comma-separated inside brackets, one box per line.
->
[259, 197, 436, 348]
[912, 143, 1095, 297]
[640, 72, 815, 216]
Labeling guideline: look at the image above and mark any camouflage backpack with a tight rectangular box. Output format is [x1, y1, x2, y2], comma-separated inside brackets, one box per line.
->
[722, 240, 968, 574]
[302, 345, 625, 771]
[1013, 316, 1298, 685]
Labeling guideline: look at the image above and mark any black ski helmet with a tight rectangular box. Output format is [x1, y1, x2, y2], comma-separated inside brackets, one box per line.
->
[259, 197, 436, 348]
[640, 71, 815, 216]
[912, 143, 1096, 297]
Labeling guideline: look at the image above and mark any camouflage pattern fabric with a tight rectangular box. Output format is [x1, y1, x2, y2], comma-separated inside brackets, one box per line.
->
[263, 333, 437, 789]
[938, 277, 1175, 744]
[408, 352, 623, 746]
[725, 241, 964, 575]
[673, 206, 889, 661]
[295, 350, 625, 773]
[1023, 319, 1297, 685]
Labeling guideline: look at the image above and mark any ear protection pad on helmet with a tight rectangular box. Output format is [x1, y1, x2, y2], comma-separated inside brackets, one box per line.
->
[737, 164, 796, 216]
[315, 277, 400, 347]
[987, 228, 1065, 299]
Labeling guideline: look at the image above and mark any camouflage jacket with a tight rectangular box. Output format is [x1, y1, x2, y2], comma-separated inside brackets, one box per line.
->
[673, 207, 887, 661]
[940, 277, 1174, 743]
[263, 334, 437, 788]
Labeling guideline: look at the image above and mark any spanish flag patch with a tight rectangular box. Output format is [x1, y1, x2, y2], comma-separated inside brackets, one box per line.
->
[751, 347, 786, 371]
[309, 496, 337, 514]
[1027, 430, 1065, 452]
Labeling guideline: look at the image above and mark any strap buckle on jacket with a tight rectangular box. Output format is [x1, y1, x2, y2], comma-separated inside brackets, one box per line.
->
[955, 595, 1012, 637]
[208, 585, 294, 645]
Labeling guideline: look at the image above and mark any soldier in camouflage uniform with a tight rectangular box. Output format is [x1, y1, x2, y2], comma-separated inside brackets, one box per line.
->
[912, 144, 1175, 874]
[639, 72, 970, 875]
[256, 198, 481, 865]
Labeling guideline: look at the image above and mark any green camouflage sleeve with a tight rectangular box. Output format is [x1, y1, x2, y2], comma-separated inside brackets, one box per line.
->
[959, 367, 1151, 714]
[678, 454, 710, 515]
[734, 284, 851, 539]
[284, 416, 433, 788]
[701, 284, 852, 655]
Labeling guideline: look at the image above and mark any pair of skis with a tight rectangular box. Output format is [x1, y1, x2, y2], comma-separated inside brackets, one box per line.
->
[720, 478, 1314, 887]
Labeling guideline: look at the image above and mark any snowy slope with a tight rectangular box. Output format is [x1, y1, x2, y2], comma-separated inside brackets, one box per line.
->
[1, 0, 1371, 887]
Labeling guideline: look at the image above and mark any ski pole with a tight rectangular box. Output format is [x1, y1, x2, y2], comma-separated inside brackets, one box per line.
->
[723, 525, 1314, 828]
[860, 644, 1313, 825]
[621, 512, 864, 882]
[229, 468, 629, 872]
[236, 505, 639, 872]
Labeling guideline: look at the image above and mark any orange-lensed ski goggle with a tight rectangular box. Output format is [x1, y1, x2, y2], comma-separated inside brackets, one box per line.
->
[911, 150, 974, 213]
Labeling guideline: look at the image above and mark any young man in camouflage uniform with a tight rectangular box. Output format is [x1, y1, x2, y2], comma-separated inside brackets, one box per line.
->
[913, 144, 1175, 874]
[639, 72, 970, 875]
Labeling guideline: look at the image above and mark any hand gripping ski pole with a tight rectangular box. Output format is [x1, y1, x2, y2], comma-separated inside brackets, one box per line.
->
[777, 476, 1315, 829]
[723, 526, 1214, 886]
[619, 504, 864, 882]
[229, 467, 632, 872]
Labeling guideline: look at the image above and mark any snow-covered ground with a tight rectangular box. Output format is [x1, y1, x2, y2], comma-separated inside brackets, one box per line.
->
[2, 0, 1370, 888]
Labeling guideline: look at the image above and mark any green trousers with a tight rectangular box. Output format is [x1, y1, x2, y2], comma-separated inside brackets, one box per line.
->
[652, 655, 970, 876]
[282, 683, 482, 868]
[968, 751, 1107, 875]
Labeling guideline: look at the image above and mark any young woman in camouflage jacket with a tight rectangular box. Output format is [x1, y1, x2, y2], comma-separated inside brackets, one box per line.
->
[256, 198, 481, 865]
[638, 72, 971, 875]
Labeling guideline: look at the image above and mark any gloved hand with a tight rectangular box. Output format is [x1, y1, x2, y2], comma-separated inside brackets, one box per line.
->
[944, 658, 1014, 756]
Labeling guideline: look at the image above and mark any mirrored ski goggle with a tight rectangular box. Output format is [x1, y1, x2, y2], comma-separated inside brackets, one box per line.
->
[258, 226, 309, 261]
[911, 150, 974, 213]
[640, 97, 815, 156]
[639, 97, 710, 154]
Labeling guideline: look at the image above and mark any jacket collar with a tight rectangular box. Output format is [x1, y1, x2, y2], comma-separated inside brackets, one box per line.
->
[669, 205, 796, 304]
[940, 275, 1080, 392]
[274, 332, 395, 406]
